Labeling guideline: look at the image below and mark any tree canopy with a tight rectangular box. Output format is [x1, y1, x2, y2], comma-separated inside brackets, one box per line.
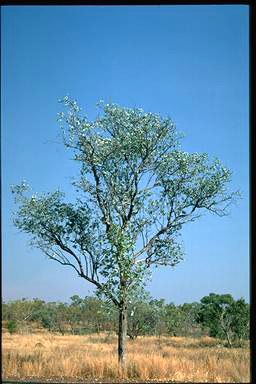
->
[198, 293, 249, 347]
[12, 97, 239, 307]
[11, 97, 240, 365]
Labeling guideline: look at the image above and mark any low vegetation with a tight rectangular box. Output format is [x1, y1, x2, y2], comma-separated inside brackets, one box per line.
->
[2, 292, 249, 347]
[2, 332, 249, 382]
[2, 292, 250, 382]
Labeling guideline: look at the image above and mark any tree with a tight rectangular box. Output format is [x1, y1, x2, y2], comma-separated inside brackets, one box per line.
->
[69, 295, 84, 334]
[80, 296, 110, 333]
[165, 303, 186, 336]
[3, 298, 46, 333]
[199, 293, 234, 347]
[7, 319, 17, 335]
[148, 298, 168, 337]
[198, 293, 249, 347]
[69, 294, 116, 334]
[229, 298, 250, 344]
[11, 97, 239, 367]
[178, 302, 203, 337]
[39, 307, 57, 332]
[2, 301, 9, 321]
[126, 288, 158, 339]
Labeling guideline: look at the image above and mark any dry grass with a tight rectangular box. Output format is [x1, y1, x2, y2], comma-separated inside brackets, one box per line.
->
[2, 332, 250, 382]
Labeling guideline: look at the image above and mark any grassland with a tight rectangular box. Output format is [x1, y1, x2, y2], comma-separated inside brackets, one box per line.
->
[2, 330, 250, 383]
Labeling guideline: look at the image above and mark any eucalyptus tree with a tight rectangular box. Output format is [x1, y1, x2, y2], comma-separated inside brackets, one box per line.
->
[198, 293, 249, 347]
[11, 97, 239, 367]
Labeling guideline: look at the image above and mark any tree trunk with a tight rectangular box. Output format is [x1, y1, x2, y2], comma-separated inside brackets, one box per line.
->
[225, 329, 233, 348]
[118, 304, 128, 369]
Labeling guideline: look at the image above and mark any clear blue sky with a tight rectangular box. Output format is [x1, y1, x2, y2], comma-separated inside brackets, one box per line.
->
[2, 5, 249, 305]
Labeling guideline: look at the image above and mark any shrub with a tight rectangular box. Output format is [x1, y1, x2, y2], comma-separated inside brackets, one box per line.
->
[7, 320, 17, 334]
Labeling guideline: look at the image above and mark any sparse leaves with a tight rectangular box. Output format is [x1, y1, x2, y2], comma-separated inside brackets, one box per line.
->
[12, 98, 240, 308]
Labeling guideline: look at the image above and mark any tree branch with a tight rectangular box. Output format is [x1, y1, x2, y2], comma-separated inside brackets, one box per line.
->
[91, 164, 111, 231]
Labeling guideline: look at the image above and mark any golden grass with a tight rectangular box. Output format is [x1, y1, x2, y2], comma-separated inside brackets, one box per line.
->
[2, 332, 250, 382]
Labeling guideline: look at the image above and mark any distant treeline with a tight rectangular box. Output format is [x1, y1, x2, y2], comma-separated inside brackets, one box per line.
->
[2, 292, 249, 348]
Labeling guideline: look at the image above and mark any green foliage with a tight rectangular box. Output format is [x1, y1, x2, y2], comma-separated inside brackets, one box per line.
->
[11, 98, 240, 311]
[2, 302, 10, 321]
[2, 292, 249, 346]
[177, 302, 203, 337]
[198, 293, 249, 347]
[7, 319, 17, 334]
[40, 312, 55, 331]
[126, 288, 160, 339]
[230, 298, 250, 342]
[165, 303, 189, 336]
[1, 298, 46, 324]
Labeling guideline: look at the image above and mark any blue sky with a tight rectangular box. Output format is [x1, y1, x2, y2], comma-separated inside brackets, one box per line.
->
[2, 5, 249, 305]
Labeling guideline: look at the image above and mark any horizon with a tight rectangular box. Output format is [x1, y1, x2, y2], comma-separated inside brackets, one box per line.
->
[2, 290, 250, 306]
